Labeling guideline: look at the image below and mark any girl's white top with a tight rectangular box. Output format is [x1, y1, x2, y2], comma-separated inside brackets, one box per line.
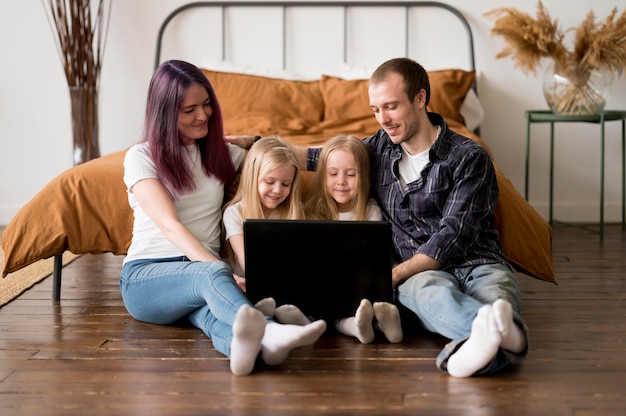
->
[338, 199, 383, 221]
[223, 200, 280, 276]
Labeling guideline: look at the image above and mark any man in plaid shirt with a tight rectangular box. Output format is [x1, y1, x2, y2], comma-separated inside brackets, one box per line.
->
[305, 58, 528, 377]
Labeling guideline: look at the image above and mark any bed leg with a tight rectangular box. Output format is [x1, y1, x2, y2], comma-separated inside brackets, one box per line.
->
[52, 254, 62, 301]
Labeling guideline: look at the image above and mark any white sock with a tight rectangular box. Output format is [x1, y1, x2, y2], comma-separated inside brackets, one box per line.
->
[275, 304, 311, 325]
[261, 320, 327, 366]
[255, 297, 276, 317]
[493, 299, 526, 353]
[336, 299, 375, 344]
[230, 304, 266, 376]
[446, 305, 502, 378]
[373, 302, 403, 343]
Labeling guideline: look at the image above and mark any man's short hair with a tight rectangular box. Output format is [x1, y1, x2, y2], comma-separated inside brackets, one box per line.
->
[370, 58, 430, 106]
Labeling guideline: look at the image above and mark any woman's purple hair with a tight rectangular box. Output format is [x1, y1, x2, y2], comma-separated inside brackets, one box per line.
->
[143, 60, 236, 198]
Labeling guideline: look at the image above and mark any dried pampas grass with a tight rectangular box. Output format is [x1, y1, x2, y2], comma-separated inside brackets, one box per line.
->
[485, 1, 626, 114]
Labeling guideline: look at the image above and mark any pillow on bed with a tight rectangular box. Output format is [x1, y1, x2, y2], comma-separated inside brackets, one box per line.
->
[427, 69, 476, 127]
[201, 69, 324, 136]
[317, 75, 381, 134]
[318, 69, 476, 132]
[460, 88, 484, 132]
[200, 60, 314, 81]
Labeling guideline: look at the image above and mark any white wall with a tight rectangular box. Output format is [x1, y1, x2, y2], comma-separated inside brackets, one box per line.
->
[1, 0, 625, 225]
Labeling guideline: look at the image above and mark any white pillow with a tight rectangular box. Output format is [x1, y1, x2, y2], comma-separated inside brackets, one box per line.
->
[460, 88, 484, 132]
[337, 63, 372, 79]
[199, 60, 314, 81]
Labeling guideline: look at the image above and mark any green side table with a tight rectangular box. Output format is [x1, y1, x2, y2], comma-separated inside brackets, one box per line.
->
[525, 110, 626, 241]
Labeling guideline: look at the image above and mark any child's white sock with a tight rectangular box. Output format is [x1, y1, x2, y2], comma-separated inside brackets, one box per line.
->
[373, 302, 403, 343]
[353, 299, 375, 344]
[492, 299, 526, 353]
[260, 320, 327, 366]
[230, 305, 266, 376]
[336, 299, 375, 344]
[255, 297, 276, 317]
[446, 305, 502, 378]
[275, 304, 311, 325]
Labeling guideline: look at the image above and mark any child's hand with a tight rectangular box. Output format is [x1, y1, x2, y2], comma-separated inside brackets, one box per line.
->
[233, 273, 247, 293]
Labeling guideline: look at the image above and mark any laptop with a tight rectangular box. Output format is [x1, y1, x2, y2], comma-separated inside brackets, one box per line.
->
[244, 219, 394, 322]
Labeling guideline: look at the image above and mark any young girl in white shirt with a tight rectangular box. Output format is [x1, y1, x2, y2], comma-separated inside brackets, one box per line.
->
[305, 135, 403, 343]
[223, 136, 303, 278]
[223, 136, 310, 324]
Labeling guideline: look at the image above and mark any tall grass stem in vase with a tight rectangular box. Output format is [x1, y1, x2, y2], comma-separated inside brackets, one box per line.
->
[42, 0, 112, 165]
[485, 1, 626, 116]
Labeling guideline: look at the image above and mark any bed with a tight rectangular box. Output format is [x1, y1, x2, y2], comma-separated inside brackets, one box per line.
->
[1, 1, 555, 302]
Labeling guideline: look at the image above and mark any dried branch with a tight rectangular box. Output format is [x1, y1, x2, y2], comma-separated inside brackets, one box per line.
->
[41, 0, 112, 89]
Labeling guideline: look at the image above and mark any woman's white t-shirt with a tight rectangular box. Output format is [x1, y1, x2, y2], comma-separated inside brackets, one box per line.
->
[123, 142, 245, 264]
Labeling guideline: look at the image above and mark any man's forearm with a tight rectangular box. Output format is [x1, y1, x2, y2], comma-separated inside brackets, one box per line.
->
[392, 253, 442, 288]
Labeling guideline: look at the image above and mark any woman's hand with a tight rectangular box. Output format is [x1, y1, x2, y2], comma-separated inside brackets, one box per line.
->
[233, 273, 246, 293]
[225, 135, 256, 149]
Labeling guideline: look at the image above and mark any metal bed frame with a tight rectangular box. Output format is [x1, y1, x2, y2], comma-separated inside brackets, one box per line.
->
[153, 1, 475, 72]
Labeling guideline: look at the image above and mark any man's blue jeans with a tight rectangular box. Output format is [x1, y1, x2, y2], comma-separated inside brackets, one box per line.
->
[120, 257, 257, 358]
[396, 263, 529, 375]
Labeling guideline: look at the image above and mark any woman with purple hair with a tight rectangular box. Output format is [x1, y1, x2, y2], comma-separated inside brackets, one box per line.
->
[120, 60, 326, 376]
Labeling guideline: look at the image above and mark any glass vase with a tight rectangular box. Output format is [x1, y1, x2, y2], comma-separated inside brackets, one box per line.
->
[69, 86, 100, 165]
[542, 63, 612, 116]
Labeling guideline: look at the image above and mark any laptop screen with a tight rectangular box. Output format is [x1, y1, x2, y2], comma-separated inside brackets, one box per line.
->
[244, 219, 393, 322]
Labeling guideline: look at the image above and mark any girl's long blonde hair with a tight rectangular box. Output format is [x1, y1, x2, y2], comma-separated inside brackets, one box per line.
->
[227, 136, 305, 219]
[305, 135, 371, 220]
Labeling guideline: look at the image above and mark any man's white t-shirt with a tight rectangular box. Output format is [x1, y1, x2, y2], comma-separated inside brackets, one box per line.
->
[123, 142, 245, 264]
[398, 126, 440, 189]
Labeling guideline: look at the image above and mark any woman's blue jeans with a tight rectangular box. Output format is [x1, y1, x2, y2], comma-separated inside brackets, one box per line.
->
[120, 257, 257, 358]
[396, 263, 529, 375]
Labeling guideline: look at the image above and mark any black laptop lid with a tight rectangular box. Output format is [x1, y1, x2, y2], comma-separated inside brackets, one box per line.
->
[244, 219, 393, 322]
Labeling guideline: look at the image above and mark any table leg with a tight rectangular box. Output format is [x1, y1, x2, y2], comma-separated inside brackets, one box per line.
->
[600, 115, 605, 242]
[622, 119, 625, 231]
[525, 113, 531, 200]
[549, 121, 555, 226]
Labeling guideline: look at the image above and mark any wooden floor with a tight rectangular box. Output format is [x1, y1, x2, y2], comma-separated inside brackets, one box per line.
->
[1, 224, 625, 415]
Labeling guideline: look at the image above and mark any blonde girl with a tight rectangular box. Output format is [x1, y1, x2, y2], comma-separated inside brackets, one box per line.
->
[306, 135, 403, 344]
[305, 135, 377, 220]
[227, 136, 305, 223]
[222, 136, 313, 324]
[224, 136, 304, 279]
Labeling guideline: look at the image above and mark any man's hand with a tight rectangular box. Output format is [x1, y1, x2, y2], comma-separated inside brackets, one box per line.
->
[392, 254, 442, 288]
[225, 135, 256, 149]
